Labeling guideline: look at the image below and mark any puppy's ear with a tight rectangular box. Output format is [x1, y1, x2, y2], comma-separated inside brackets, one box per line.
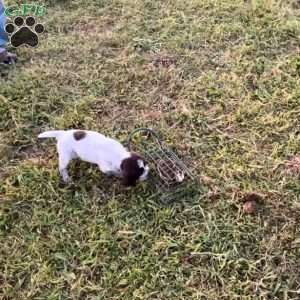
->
[122, 175, 137, 187]
[120, 158, 138, 186]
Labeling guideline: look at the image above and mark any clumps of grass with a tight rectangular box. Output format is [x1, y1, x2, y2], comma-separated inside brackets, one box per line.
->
[1, 0, 300, 299]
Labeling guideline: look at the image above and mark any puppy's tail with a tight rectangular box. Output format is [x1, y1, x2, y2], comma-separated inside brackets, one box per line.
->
[38, 130, 64, 139]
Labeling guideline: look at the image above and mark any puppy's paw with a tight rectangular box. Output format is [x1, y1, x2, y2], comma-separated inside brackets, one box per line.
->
[58, 178, 73, 188]
[64, 178, 72, 185]
[61, 174, 71, 183]
[123, 186, 132, 191]
[105, 172, 114, 178]
[59, 175, 74, 186]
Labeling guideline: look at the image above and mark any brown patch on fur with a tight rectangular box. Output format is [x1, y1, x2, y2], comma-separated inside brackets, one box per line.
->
[73, 130, 86, 141]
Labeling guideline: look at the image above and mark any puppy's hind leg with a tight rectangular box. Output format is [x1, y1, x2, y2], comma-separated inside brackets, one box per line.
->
[58, 152, 72, 183]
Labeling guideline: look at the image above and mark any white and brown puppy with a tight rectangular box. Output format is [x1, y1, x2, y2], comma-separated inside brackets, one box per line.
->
[38, 130, 149, 186]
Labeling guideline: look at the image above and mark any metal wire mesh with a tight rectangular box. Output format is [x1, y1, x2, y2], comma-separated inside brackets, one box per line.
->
[127, 128, 198, 201]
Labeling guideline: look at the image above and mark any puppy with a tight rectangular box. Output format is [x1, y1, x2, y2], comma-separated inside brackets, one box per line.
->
[38, 130, 149, 186]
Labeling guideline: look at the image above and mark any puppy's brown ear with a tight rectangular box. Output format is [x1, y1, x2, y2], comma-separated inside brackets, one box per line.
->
[120, 157, 141, 187]
[120, 160, 133, 186]
[122, 175, 137, 187]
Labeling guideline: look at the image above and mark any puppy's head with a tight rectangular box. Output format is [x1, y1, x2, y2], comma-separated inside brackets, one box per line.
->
[120, 153, 149, 186]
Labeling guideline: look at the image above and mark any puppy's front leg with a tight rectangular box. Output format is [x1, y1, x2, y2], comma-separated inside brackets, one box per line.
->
[106, 171, 123, 178]
[114, 172, 123, 178]
[98, 163, 114, 177]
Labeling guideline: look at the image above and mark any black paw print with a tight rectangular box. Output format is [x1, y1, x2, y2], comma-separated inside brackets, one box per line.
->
[5, 16, 44, 48]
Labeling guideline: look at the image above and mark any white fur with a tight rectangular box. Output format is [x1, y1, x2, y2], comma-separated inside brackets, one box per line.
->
[38, 130, 149, 183]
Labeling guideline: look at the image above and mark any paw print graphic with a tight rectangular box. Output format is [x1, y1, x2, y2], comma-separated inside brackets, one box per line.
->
[5, 16, 44, 48]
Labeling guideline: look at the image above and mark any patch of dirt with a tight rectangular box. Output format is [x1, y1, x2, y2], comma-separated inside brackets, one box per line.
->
[72, 17, 115, 39]
[243, 192, 263, 203]
[240, 192, 264, 214]
[141, 110, 163, 121]
[243, 200, 257, 214]
[153, 55, 177, 68]
[146, 52, 177, 69]
[292, 0, 300, 9]
[286, 155, 300, 177]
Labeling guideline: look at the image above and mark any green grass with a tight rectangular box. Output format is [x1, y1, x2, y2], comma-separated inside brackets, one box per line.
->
[1, 0, 300, 299]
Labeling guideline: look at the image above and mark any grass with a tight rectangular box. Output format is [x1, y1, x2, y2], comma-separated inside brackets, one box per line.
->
[1, 0, 300, 299]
